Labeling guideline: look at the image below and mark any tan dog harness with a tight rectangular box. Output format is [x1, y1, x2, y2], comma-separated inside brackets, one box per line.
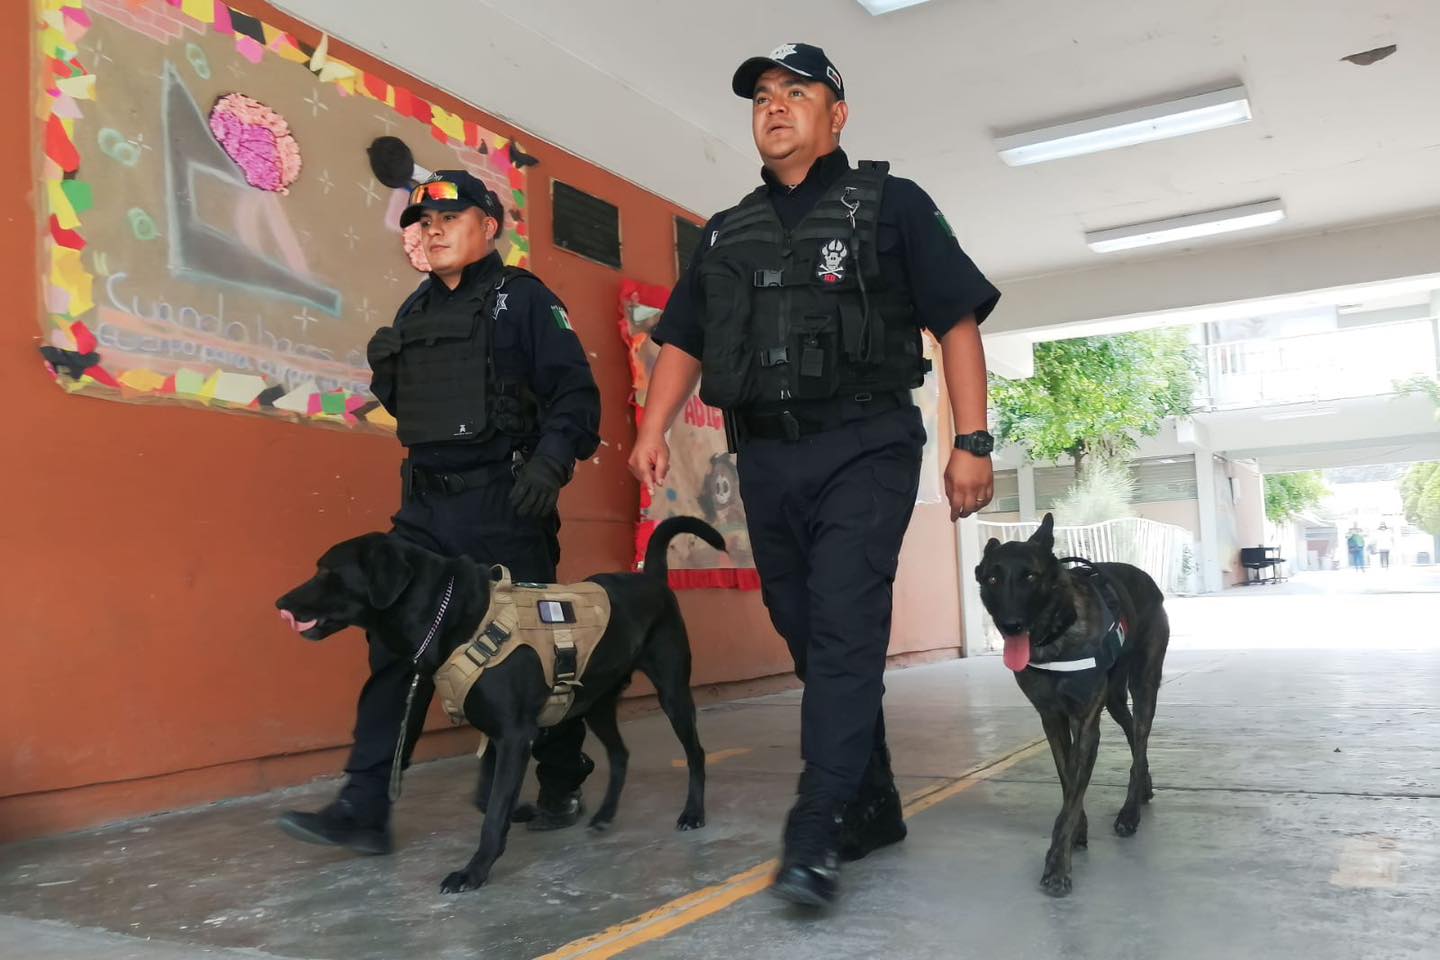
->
[434, 566, 612, 728]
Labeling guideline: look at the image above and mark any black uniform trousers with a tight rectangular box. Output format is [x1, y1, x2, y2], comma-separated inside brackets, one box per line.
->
[338, 466, 591, 822]
[736, 405, 924, 811]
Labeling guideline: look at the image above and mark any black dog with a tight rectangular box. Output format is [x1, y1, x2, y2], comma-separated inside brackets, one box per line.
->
[276, 516, 724, 894]
[974, 513, 1169, 896]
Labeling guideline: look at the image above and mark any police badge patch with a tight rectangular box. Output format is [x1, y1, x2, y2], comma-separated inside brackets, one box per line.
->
[816, 239, 848, 284]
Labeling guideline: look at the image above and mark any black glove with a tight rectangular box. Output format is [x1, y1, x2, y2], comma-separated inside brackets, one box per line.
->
[509, 454, 569, 519]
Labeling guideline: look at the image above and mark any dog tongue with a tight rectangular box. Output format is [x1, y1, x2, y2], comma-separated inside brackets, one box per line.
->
[280, 609, 317, 632]
[1003, 633, 1032, 672]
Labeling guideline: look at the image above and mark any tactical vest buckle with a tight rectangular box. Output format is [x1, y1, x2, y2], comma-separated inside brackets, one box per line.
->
[760, 346, 790, 367]
[753, 269, 785, 288]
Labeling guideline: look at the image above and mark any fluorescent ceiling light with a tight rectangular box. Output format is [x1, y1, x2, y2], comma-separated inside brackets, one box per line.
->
[996, 86, 1252, 166]
[856, 0, 933, 14]
[1086, 200, 1285, 254]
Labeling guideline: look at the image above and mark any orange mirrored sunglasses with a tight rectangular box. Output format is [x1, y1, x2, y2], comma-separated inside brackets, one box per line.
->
[409, 180, 460, 204]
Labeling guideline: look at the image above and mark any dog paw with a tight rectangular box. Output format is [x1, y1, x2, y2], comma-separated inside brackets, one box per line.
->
[1142, 776, 1155, 803]
[1114, 808, 1140, 837]
[1040, 870, 1072, 898]
[1075, 813, 1089, 848]
[440, 869, 487, 894]
[675, 811, 705, 831]
[588, 815, 613, 833]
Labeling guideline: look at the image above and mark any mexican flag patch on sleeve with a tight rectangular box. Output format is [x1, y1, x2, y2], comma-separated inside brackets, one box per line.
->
[550, 305, 572, 331]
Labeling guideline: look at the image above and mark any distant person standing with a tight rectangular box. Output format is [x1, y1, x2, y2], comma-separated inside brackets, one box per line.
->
[1375, 523, 1394, 569]
[1346, 526, 1366, 571]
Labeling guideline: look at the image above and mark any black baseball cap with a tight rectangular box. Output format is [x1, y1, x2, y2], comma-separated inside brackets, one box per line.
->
[732, 43, 844, 101]
[399, 170, 505, 229]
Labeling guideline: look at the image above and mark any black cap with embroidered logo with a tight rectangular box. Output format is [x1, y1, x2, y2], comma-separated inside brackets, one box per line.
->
[399, 170, 506, 229]
[732, 43, 844, 102]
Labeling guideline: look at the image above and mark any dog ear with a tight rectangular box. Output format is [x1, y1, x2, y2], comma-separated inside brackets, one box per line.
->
[1031, 513, 1055, 551]
[983, 537, 1000, 556]
[361, 535, 413, 610]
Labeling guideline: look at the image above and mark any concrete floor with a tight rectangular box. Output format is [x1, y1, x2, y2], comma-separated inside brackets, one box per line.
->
[3, 570, 1438, 960]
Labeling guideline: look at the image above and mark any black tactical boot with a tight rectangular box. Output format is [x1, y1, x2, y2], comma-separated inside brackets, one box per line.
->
[771, 794, 843, 908]
[525, 749, 595, 831]
[276, 798, 392, 856]
[838, 742, 907, 862]
[525, 788, 585, 831]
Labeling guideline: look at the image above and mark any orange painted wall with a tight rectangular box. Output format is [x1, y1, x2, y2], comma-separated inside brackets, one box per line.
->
[2, 0, 963, 842]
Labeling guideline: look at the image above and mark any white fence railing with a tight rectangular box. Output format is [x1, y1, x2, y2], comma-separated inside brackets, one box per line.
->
[972, 517, 1196, 655]
[1197, 317, 1439, 410]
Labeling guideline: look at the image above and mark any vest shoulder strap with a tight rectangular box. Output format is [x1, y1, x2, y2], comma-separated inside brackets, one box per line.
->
[395, 280, 433, 321]
[492, 265, 568, 313]
[496, 265, 541, 288]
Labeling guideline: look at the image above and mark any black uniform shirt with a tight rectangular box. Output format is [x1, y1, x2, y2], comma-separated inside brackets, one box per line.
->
[653, 148, 999, 358]
[399, 251, 601, 471]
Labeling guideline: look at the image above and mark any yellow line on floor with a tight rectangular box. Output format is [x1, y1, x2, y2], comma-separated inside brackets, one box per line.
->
[532, 737, 1049, 960]
[672, 747, 752, 768]
[902, 739, 1049, 818]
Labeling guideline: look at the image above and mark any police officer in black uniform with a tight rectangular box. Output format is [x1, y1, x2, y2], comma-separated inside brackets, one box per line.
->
[629, 45, 1000, 907]
[278, 171, 602, 854]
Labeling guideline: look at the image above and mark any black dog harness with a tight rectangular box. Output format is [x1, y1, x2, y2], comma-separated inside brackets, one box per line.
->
[1026, 559, 1128, 674]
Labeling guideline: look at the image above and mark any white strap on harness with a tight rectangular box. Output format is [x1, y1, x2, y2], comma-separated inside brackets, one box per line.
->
[1028, 657, 1098, 673]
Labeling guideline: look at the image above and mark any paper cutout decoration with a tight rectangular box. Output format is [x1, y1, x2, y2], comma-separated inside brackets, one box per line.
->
[34, 0, 529, 435]
[402, 223, 430, 272]
[367, 135, 415, 189]
[508, 141, 539, 169]
[620, 279, 759, 590]
[208, 93, 302, 193]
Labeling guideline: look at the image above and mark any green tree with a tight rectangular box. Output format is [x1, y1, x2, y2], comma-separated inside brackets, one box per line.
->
[1263, 471, 1327, 523]
[990, 328, 1197, 477]
[1395, 375, 1440, 421]
[1401, 462, 1440, 536]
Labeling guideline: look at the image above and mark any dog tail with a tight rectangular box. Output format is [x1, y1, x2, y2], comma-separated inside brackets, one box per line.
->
[643, 516, 727, 582]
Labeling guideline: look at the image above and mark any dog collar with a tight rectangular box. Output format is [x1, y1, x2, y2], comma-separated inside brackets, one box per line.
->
[1027, 657, 1098, 672]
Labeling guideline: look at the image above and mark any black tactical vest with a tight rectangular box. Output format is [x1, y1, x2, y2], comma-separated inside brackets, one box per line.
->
[391, 267, 541, 448]
[696, 161, 928, 412]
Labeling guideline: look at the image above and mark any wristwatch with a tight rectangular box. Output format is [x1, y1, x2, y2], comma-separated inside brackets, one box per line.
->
[954, 430, 995, 456]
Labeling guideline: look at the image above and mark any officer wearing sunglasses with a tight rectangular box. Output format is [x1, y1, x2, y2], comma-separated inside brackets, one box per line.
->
[278, 171, 601, 855]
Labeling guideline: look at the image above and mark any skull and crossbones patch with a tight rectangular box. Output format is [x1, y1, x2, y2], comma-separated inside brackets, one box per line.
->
[816, 239, 848, 284]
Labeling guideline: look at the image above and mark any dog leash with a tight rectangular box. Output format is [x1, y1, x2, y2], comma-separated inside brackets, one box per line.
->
[389, 575, 455, 804]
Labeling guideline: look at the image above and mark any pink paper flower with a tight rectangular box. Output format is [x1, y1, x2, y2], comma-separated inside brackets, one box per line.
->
[209, 93, 302, 194]
[402, 223, 430, 272]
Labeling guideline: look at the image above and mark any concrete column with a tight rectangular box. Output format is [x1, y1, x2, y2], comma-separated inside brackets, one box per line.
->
[1194, 451, 1223, 593]
[1017, 462, 1038, 521]
[1430, 290, 1440, 378]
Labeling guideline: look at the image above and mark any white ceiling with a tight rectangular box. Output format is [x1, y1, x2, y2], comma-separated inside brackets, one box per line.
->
[275, 0, 1440, 281]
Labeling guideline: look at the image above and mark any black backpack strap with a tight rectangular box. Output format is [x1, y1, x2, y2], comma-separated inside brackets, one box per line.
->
[856, 159, 891, 178]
